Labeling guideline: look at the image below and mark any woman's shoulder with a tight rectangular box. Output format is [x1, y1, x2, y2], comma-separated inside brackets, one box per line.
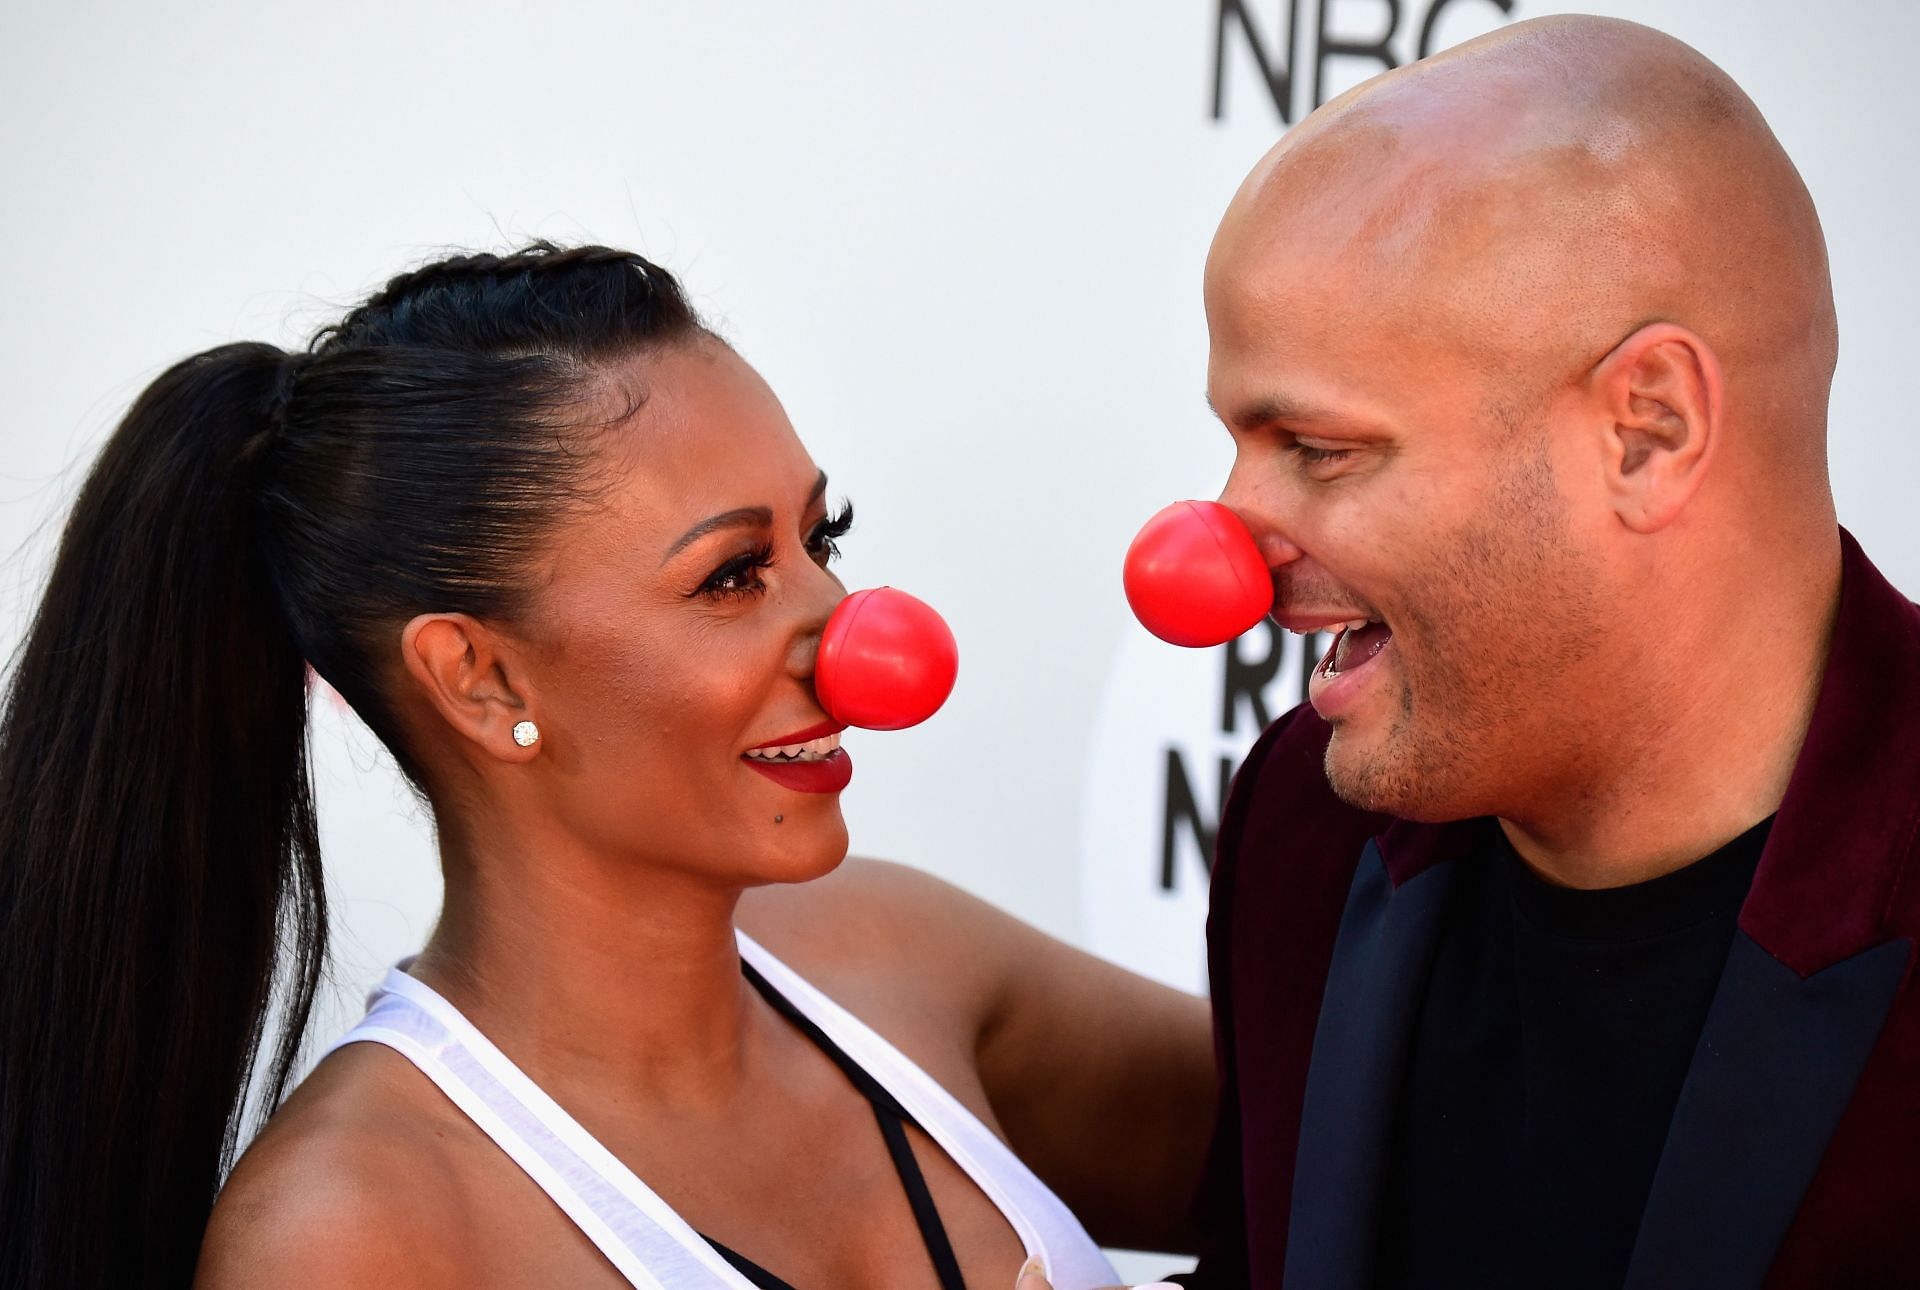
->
[736, 856, 1034, 1038]
[195, 1042, 491, 1288]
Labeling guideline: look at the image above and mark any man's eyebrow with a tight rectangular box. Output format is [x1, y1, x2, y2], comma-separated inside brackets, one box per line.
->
[661, 472, 829, 565]
[1205, 390, 1331, 429]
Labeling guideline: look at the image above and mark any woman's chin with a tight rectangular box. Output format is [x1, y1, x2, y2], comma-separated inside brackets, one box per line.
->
[754, 813, 850, 886]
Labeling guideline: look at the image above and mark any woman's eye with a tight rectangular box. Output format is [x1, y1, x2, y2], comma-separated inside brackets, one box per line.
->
[806, 501, 854, 564]
[699, 547, 773, 598]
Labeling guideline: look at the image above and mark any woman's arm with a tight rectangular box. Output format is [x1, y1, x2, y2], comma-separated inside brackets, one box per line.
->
[969, 904, 1216, 1254]
[738, 859, 1217, 1255]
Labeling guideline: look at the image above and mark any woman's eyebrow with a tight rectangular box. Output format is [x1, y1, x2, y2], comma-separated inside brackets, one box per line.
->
[662, 506, 772, 564]
[660, 472, 829, 565]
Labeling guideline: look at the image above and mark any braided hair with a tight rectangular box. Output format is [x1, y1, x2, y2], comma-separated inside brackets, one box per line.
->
[0, 243, 704, 1287]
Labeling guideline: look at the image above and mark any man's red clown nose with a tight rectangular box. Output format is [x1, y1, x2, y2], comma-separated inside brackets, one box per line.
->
[816, 587, 960, 730]
[1123, 500, 1275, 648]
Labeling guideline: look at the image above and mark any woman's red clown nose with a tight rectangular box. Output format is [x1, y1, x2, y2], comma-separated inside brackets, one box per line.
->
[1123, 500, 1274, 648]
[816, 587, 960, 730]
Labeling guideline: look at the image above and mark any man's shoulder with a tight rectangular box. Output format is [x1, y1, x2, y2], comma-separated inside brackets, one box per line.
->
[1218, 703, 1388, 894]
[1234, 702, 1336, 797]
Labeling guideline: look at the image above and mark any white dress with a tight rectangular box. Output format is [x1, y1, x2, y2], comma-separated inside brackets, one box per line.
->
[326, 930, 1121, 1290]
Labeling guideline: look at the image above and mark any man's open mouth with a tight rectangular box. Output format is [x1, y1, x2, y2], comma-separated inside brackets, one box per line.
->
[1319, 618, 1393, 678]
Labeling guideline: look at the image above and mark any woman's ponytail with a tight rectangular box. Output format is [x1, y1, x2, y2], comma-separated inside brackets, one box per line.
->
[1, 243, 702, 1285]
[0, 343, 326, 1287]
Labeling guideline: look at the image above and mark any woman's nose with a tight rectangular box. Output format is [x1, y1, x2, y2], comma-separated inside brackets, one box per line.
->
[787, 565, 845, 681]
[813, 587, 958, 731]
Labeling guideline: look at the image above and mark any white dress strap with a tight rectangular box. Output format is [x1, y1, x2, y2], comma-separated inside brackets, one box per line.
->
[325, 933, 1118, 1289]
[734, 934, 1117, 1290]
[327, 966, 747, 1289]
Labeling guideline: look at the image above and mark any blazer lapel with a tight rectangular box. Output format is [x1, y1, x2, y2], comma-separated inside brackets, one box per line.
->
[1283, 840, 1454, 1290]
[1624, 932, 1909, 1289]
[1626, 529, 1920, 1288]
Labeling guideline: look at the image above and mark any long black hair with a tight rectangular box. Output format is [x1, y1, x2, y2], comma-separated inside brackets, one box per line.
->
[0, 243, 702, 1287]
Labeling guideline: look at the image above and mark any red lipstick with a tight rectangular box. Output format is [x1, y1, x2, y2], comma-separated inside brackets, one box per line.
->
[742, 750, 853, 794]
[741, 720, 853, 794]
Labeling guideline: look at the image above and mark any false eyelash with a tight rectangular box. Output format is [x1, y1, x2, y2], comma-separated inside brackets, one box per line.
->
[810, 501, 854, 558]
[697, 501, 855, 600]
[699, 543, 777, 598]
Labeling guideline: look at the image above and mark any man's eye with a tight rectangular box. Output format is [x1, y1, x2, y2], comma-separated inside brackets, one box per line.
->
[1291, 443, 1353, 466]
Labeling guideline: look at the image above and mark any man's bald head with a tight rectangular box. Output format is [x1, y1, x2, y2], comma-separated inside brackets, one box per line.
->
[1206, 17, 1846, 836]
[1210, 16, 1836, 487]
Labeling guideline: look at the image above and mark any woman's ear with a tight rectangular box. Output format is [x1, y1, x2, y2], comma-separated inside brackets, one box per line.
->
[1587, 322, 1723, 533]
[399, 613, 541, 763]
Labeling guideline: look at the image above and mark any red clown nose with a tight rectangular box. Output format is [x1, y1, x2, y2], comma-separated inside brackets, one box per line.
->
[1123, 500, 1275, 648]
[816, 587, 959, 731]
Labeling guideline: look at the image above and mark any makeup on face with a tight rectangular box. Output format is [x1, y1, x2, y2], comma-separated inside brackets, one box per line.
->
[741, 720, 853, 794]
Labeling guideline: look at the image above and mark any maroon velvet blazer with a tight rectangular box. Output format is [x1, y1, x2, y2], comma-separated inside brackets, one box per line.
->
[1184, 530, 1920, 1289]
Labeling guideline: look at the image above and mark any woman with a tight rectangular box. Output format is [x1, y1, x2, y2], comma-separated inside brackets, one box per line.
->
[0, 244, 1213, 1288]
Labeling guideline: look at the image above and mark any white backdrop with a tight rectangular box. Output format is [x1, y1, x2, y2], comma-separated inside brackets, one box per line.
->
[4, 0, 1917, 1274]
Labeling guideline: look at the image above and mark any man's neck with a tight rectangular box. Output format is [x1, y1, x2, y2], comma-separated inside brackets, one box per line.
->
[1499, 535, 1842, 890]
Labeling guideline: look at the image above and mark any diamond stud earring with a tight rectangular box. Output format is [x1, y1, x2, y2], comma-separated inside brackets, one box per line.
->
[512, 720, 540, 748]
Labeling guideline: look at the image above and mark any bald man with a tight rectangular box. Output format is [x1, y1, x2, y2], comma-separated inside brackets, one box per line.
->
[1173, 15, 1919, 1290]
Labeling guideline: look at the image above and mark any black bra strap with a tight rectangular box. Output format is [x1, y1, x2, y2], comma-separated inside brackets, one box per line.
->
[741, 959, 915, 1120]
[729, 959, 968, 1290]
[872, 1100, 968, 1289]
[704, 1235, 801, 1290]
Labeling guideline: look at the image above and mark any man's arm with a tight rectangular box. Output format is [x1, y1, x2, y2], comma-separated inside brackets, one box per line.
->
[1166, 843, 1250, 1286]
[1168, 706, 1304, 1287]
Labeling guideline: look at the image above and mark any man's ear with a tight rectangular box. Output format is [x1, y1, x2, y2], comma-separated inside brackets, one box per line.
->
[399, 613, 541, 764]
[1587, 322, 1723, 533]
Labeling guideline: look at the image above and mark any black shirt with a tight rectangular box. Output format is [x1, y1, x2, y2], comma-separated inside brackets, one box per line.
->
[1375, 816, 1771, 1290]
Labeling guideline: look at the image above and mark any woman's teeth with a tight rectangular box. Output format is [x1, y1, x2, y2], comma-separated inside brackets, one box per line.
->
[744, 732, 843, 763]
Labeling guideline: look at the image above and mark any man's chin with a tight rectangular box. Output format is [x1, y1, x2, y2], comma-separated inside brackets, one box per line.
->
[1322, 728, 1458, 821]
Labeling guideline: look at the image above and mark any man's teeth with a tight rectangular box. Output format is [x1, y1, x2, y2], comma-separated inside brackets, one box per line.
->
[1288, 618, 1375, 636]
[745, 732, 843, 762]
